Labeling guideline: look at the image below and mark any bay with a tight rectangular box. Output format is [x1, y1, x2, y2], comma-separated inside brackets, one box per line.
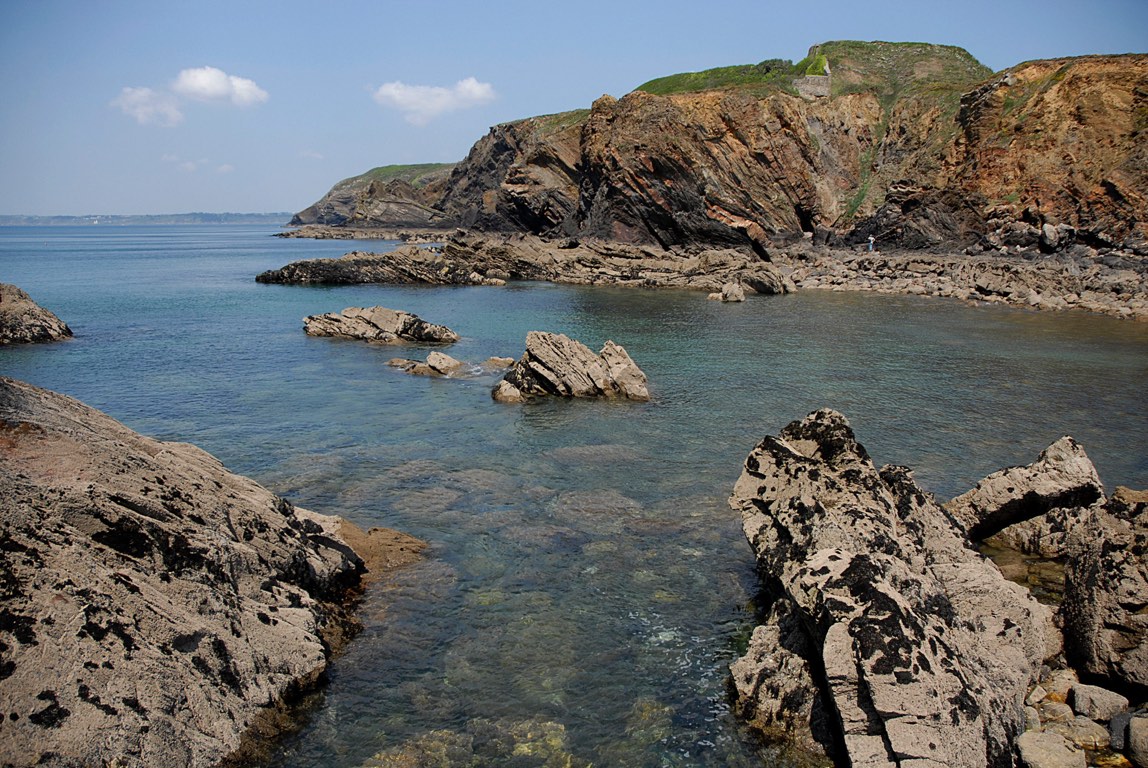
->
[2, 224, 1146, 766]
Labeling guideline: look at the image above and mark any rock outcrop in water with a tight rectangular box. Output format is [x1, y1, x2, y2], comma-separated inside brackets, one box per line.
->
[304, 306, 460, 344]
[492, 332, 649, 403]
[729, 409, 1054, 766]
[0, 283, 72, 344]
[259, 231, 794, 295]
[0, 377, 424, 768]
[730, 410, 1148, 765]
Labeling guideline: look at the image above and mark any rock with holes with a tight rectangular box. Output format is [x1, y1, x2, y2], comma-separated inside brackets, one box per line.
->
[1062, 489, 1148, 690]
[729, 409, 1052, 766]
[0, 376, 422, 768]
[492, 331, 649, 402]
[303, 305, 459, 344]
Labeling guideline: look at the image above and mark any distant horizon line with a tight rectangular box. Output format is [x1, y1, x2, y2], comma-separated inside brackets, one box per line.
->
[0, 212, 294, 224]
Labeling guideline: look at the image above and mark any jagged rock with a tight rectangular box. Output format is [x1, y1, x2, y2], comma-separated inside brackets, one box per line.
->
[257, 245, 504, 286]
[1017, 731, 1087, 768]
[0, 283, 72, 344]
[1062, 497, 1148, 690]
[493, 332, 649, 402]
[1045, 716, 1113, 750]
[943, 436, 1104, 542]
[303, 306, 459, 344]
[0, 377, 423, 768]
[1070, 683, 1129, 722]
[729, 409, 1051, 766]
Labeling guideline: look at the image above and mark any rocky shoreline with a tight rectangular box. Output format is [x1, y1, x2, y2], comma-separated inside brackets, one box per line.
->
[729, 409, 1147, 767]
[258, 230, 1148, 320]
[0, 377, 425, 768]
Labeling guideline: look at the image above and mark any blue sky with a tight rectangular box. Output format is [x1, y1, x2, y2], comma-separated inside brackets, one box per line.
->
[2, 0, 1145, 216]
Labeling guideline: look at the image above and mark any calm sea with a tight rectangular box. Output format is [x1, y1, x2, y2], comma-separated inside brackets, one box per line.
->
[3, 225, 1147, 766]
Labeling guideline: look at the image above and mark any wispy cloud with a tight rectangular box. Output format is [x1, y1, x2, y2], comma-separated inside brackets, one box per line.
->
[172, 66, 268, 106]
[300, 149, 325, 160]
[372, 77, 495, 125]
[162, 154, 232, 173]
[113, 66, 268, 126]
[112, 87, 183, 127]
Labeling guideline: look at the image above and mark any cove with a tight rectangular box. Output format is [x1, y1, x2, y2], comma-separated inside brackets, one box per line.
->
[2, 225, 1146, 765]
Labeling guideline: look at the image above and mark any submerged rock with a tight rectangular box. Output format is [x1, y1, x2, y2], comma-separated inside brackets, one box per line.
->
[303, 305, 459, 344]
[729, 409, 1052, 766]
[0, 283, 72, 344]
[0, 377, 422, 768]
[493, 331, 649, 402]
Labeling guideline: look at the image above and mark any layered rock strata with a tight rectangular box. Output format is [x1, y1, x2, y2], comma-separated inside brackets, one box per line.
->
[257, 232, 794, 295]
[493, 332, 649, 403]
[729, 409, 1052, 766]
[303, 306, 459, 344]
[0, 377, 423, 768]
[0, 283, 73, 344]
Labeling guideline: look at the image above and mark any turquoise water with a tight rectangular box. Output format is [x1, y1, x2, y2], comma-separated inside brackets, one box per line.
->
[3, 225, 1147, 766]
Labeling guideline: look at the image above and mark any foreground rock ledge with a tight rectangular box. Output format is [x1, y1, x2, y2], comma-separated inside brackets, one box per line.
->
[0, 283, 73, 344]
[492, 331, 650, 402]
[729, 409, 1052, 766]
[0, 377, 424, 768]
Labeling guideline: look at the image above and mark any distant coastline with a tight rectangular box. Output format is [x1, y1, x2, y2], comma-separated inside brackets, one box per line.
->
[0, 212, 292, 226]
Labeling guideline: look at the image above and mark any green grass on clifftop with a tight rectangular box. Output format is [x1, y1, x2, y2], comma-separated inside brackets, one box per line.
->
[635, 58, 801, 96]
[633, 41, 991, 103]
[347, 163, 457, 188]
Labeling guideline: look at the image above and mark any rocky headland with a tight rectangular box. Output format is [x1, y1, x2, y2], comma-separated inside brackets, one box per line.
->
[0, 377, 424, 768]
[277, 44, 1147, 321]
[0, 283, 73, 344]
[729, 409, 1147, 767]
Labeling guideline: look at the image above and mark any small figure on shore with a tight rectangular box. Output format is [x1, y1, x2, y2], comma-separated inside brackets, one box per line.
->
[868, 235, 875, 252]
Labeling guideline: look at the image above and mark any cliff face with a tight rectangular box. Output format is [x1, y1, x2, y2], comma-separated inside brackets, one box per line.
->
[948, 55, 1148, 247]
[296, 44, 1148, 254]
[435, 110, 585, 233]
[290, 163, 455, 228]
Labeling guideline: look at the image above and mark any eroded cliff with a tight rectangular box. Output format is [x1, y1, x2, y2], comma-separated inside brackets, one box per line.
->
[295, 42, 1147, 257]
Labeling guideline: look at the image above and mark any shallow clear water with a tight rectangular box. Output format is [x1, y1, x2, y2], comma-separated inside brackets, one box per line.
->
[3, 225, 1147, 766]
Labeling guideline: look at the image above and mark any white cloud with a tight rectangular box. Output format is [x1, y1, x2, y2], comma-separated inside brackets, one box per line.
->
[300, 149, 325, 160]
[216, 164, 235, 174]
[114, 66, 267, 127]
[112, 87, 183, 127]
[172, 66, 268, 106]
[372, 76, 496, 125]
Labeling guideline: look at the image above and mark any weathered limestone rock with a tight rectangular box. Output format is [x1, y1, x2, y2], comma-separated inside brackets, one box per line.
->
[493, 332, 649, 402]
[1129, 715, 1148, 768]
[1062, 496, 1148, 689]
[303, 305, 459, 344]
[1070, 683, 1129, 722]
[0, 283, 72, 344]
[943, 436, 1104, 542]
[729, 409, 1051, 766]
[0, 377, 421, 768]
[1017, 731, 1087, 768]
[707, 281, 747, 302]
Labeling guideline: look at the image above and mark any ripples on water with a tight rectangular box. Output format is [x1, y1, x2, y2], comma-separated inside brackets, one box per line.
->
[2, 226, 1147, 766]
